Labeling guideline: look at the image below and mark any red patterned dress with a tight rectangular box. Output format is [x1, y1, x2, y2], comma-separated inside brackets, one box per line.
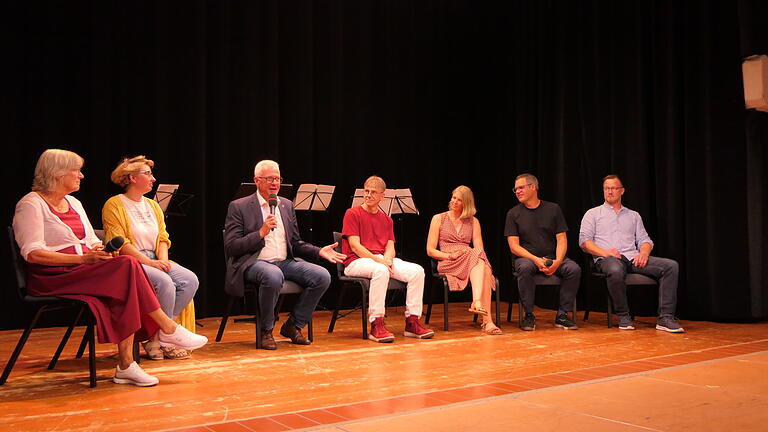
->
[23, 199, 161, 344]
[436, 212, 496, 292]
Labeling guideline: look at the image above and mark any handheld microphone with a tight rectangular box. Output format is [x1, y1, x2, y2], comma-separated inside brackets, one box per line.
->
[268, 194, 278, 231]
[544, 258, 553, 267]
[104, 236, 125, 253]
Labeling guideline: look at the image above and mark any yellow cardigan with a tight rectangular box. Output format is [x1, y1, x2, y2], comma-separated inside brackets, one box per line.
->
[102, 195, 195, 333]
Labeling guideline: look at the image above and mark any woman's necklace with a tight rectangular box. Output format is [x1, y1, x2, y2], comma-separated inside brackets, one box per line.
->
[39, 192, 68, 213]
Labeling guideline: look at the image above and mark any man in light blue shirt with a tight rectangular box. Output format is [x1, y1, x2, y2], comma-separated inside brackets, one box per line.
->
[579, 175, 684, 333]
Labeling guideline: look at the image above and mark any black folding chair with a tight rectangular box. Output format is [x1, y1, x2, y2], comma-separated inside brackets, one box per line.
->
[582, 256, 658, 327]
[217, 230, 313, 348]
[426, 258, 501, 331]
[327, 232, 407, 339]
[2, 226, 98, 388]
[508, 256, 577, 328]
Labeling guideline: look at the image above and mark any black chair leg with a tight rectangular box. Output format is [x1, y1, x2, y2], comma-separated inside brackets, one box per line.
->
[308, 319, 314, 342]
[361, 288, 369, 340]
[425, 279, 435, 325]
[328, 286, 347, 333]
[133, 340, 141, 364]
[443, 283, 449, 331]
[507, 299, 513, 322]
[87, 323, 96, 388]
[254, 294, 262, 349]
[0, 306, 45, 385]
[495, 278, 501, 327]
[606, 289, 613, 328]
[49, 306, 85, 369]
[216, 295, 237, 342]
[76, 329, 89, 359]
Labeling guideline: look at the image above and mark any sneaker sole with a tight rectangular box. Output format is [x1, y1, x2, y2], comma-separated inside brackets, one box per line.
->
[520, 326, 535, 331]
[112, 377, 159, 387]
[404, 331, 434, 339]
[554, 323, 578, 330]
[656, 325, 685, 333]
[618, 325, 635, 330]
[159, 337, 208, 351]
[368, 334, 395, 343]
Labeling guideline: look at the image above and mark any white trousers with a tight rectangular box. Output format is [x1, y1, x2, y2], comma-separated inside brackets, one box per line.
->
[344, 255, 425, 322]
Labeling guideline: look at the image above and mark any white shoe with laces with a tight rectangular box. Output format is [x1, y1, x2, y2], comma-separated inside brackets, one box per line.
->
[113, 361, 159, 387]
[158, 325, 208, 351]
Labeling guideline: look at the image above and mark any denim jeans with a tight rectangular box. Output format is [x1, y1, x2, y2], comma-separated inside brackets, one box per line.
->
[244, 258, 331, 331]
[595, 255, 679, 317]
[514, 257, 581, 315]
[139, 250, 198, 319]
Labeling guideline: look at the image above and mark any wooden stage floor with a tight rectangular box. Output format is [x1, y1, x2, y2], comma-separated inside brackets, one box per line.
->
[1, 303, 766, 432]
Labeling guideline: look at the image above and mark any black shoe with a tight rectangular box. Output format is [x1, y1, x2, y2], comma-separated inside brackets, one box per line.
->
[554, 314, 578, 330]
[521, 313, 536, 331]
[260, 331, 277, 350]
[279, 320, 311, 345]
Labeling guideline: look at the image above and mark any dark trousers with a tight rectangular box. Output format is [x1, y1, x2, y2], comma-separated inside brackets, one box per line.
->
[244, 258, 331, 331]
[515, 257, 581, 315]
[595, 255, 679, 317]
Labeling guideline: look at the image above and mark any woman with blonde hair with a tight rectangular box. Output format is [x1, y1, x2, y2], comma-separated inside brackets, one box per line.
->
[426, 185, 501, 334]
[13, 149, 207, 386]
[102, 155, 199, 360]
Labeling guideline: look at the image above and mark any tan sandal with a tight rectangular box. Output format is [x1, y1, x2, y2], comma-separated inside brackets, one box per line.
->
[161, 346, 191, 360]
[142, 341, 163, 360]
[481, 322, 503, 335]
[468, 300, 488, 315]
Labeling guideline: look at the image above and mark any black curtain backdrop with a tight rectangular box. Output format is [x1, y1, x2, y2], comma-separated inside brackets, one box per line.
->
[2, 0, 767, 330]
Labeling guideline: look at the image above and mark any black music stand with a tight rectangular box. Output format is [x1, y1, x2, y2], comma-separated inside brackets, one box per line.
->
[154, 184, 195, 218]
[294, 184, 335, 244]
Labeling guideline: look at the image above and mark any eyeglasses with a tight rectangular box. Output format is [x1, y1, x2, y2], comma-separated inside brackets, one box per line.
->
[603, 186, 623, 191]
[363, 189, 383, 196]
[257, 176, 283, 184]
[513, 184, 533, 193]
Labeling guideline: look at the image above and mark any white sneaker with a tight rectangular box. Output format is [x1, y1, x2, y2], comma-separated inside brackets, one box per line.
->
[158, 325, 208, 351]
[113, 361, 159, 387]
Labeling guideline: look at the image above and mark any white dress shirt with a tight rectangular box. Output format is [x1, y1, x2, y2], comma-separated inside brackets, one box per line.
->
[256, 193, 287, 262]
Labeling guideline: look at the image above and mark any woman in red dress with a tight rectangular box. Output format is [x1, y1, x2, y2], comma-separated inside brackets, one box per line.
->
[426, 185, 502, 335]
[12, 149, 208, 386]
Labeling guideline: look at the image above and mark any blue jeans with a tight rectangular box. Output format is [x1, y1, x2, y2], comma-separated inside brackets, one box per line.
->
[514, 257, 581, 315]
[244, 258, 331, 331]
[595, 255, 679, 317]
[139, 250, 198, 319]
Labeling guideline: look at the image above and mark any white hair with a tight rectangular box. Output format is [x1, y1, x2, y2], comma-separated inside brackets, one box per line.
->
[254, 160, 280, 177]
[32, 149, 84, 192]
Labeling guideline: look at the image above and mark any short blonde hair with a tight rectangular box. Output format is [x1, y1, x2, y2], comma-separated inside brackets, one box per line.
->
[364, 175, 386, 192]
[32, 149, 84, 192]
[450, 185, 477, 219]
[254, 160, 280, 177]
[110, 155, 155, 189]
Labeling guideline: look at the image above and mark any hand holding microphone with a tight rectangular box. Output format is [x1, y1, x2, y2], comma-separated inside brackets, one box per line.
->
[104, 236, 125, 253]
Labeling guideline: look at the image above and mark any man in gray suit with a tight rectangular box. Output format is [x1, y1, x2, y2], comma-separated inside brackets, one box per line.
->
[224, 160, 345, 349]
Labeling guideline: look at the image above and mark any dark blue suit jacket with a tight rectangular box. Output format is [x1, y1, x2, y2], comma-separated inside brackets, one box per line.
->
[224, 193, 319, 297]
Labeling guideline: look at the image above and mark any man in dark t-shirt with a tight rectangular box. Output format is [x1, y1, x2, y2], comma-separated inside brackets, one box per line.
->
[504, 173, 581, 331]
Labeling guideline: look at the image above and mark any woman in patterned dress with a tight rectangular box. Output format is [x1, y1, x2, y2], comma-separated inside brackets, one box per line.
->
[426, 185, 502, 335]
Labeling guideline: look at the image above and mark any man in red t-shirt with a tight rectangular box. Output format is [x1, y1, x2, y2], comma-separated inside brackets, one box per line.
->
[342, 175, 435, 342]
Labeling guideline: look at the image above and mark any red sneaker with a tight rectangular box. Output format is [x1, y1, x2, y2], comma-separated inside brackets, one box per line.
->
[369, 317, 395, 343]
[404, 315, 435, 339]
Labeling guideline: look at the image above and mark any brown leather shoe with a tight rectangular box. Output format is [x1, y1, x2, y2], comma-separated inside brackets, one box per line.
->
[260, 331, 277, 350]
[279, 320, 311, 345]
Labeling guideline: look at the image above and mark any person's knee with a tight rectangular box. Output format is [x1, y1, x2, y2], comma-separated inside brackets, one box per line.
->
[314, 268, 332, 288]
[562, 260, 581, 278]
[515, 259, 537, 276]
[370, 263, 390, 279]
[600, 258, 624, 278]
